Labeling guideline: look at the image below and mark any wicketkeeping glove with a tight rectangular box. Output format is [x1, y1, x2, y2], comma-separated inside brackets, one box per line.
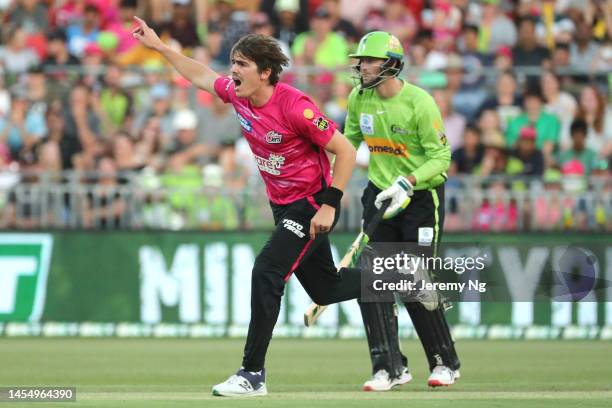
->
[374, 176, 414, 219]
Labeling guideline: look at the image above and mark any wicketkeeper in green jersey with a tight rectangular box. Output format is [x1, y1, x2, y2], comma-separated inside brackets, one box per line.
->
[346, 31, 461, 390]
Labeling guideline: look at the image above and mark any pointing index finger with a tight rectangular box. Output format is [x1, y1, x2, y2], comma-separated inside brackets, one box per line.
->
[133, 16, 147, 28]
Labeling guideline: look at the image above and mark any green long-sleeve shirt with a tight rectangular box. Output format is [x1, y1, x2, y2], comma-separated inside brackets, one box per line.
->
[345, 81, 451, 190]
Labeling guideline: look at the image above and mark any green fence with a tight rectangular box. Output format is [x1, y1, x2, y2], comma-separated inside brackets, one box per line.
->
[0, 232, 611, 340]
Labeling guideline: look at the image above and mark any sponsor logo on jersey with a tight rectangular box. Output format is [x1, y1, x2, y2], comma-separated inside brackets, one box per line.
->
[303, 108, 314, 119]
[365, 137, 409, 157]
[432, 119, 447, 145]
[265, 131, 283, 144]
[313, 117, 329, 131]
[254, 153, 285, 175]
[418, 227, 434, 246]
[282, 219, 306, 238]
[391, 125, 409, 135]
[360, 113, 374, 135]
[438, 131, 447, 145]
[236, 112, 252, 132]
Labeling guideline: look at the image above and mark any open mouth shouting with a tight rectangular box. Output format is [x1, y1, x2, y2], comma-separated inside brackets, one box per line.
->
[232, 76, 243, 90]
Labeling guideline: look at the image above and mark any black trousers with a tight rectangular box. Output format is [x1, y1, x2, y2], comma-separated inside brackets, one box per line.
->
[242, 190, 362, 372]
[362, 181, 461, 372]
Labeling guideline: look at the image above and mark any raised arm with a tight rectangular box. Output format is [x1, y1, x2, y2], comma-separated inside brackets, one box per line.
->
[132, 16, 219, 94]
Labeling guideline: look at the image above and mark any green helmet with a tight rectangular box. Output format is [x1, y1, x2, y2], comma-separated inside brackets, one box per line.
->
[349, 31, 404, 61]
[349, 31, 404, 90]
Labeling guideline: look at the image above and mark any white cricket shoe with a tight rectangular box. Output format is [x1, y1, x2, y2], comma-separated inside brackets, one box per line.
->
[427, 365, 456, 387]
[362, 368, 413, 391]
[212, 368, 268, 397]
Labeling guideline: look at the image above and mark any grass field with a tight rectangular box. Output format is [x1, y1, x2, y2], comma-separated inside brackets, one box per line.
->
[1, 338, 611, 407]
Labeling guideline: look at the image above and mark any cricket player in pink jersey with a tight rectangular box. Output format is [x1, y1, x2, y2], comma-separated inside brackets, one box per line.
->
[133, 18, 365, 397]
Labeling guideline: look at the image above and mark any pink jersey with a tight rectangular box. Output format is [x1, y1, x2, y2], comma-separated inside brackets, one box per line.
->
[214, 76, 335, 205]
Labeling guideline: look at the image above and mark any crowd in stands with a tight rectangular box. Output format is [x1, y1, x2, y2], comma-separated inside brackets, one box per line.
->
[0, 0, 610, 231]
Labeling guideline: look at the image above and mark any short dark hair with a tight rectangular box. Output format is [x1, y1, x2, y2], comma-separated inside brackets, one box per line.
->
[524, 86, 543, 101]
[518, 16, 537, 29]
[230, 34, 289, 85]
[464, 123, 481, 136]
[463, 24, 478, 35]
[120, 0, 138, 8]
[570, 119, 588, 136]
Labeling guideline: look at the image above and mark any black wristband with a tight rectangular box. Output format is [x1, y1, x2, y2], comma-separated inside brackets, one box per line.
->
[320, 186, 343, 208]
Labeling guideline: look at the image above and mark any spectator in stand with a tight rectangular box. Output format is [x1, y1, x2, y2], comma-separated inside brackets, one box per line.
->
[6, 0, 49, 35]
[534, 0, 576, 48]
[541, 70, 577, 149]
[552, 42, 572, 70]
[459, 24, 493, 68]
[218, 140, 249, 191]
[476, 130, 512, 176]
[469, 0, 517, 55]
[291, 6, 348, 69]
[132, 116, 165, 171]
[492, 46, 513, 74]
[323, 77, 352, 129]
[575, 85, 612, 158]
[478, 108, 504, 145]
[42, 29, 81, 82]
[450, 124, 484, 175]
[472, 180, 518, 232]
[478, 70, 522, 131]
[531, 169, 564, 231]
[82, 155, 128, 229]
[44, 104, 78, 170]
[0, 25, 40, 75]
[133, 83, 174, 149]
[269, 0, 306, 49]
[250, 12, 292, 67]
[112, 131, 142, 171]
[584, 0, 612, 42]
[195, 93, 242, 149]
[65, 83, 103, 170]
[66, 2, 102, 58]
[166, 109, 212, 171]
[105, 0, 140, 55]
[460, 25, 489, 89]
[80, 43, 106, 90]
[323, 0, 360, 44]
[160, 0, 200, 50]
[512, 126, 544, 176]
[445, 53, 488, 122]
[420, 0, 461, 51]
[208, 0, 249, 65]
[593, 37, 612, 72]
[0, 93, 47, 161]
[98, 64, 131, 133]
[49, 0, 88, 29]
[433, 89, 466, 150]
[557, 119, 599, 176]
[570, 19, 601, 73]
[512, 16, 551, 70]
[362, 0, 418, 51]
[191, 163, 239, 230]
[506, 87, 560, 163]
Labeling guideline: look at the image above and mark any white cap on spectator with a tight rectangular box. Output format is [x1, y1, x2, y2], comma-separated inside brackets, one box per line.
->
[172, 0, 191, 5]
[275, 0, 299, 13]
[173, 109, 198, 130]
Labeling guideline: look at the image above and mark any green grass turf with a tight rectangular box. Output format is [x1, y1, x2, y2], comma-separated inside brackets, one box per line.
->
[1, 338, 611, 407]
